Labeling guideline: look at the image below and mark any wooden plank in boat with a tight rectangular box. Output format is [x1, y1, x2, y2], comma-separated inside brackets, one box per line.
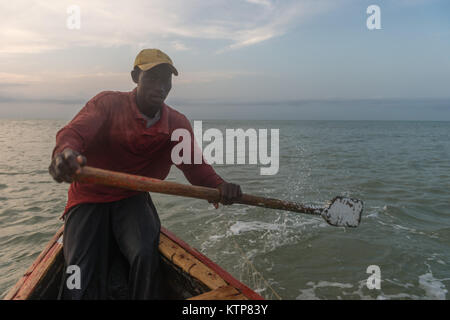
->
[159, 233, 228, 290]
[187, 285, 248, 300]
[161, 227, 264, 300]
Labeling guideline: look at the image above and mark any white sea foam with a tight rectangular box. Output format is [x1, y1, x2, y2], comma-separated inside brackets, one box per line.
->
[296, 277, 448, 300]
[296, 281, 354, 300]
[229, 221, 282, 235]
[228, 215, 322, 236]
[208, 234, 224, 241]
[418, 272, 448, 300]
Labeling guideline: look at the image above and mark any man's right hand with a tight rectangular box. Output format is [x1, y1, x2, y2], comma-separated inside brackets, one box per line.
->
[48, 148, 86, 183]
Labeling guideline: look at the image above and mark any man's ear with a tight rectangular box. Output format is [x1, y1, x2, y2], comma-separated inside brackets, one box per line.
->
[131, 67, 140, 84]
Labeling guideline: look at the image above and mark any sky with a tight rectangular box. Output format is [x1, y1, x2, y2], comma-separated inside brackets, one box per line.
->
[0, 0, 449, 120]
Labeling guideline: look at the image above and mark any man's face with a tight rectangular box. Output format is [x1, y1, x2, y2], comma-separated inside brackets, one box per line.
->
[135, 64, 172, 108]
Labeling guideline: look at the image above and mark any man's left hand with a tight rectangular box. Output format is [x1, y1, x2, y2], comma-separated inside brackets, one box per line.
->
[211, 182, 242, 208]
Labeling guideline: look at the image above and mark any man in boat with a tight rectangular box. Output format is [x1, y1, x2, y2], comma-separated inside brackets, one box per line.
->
[48, 49, 242, 300]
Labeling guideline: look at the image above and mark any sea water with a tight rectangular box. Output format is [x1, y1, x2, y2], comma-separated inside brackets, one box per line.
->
[0, 119, 449, 299]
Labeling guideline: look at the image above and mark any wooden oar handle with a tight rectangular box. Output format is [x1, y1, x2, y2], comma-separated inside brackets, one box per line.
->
[74, 166, 322, 215]
[75, 166, 221, 201]
[236, 194, 322, 215]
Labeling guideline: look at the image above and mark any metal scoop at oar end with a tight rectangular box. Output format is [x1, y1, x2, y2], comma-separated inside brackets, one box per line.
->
[320, 196, 363, 227]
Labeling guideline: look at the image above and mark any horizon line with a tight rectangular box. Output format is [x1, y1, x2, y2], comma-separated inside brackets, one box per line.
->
[1, 116, 449, 122]
[1, 96, 450, 106]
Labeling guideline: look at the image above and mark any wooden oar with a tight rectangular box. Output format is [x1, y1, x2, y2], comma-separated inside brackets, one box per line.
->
[74, 166, 363, 228]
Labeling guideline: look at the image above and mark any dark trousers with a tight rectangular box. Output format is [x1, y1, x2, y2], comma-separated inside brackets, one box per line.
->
[59, 192, 162, 300]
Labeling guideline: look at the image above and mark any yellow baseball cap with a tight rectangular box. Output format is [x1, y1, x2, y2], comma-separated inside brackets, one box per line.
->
[134, 49, 178, 76]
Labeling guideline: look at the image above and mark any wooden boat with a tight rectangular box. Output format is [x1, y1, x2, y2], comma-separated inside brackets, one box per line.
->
[4, 225, 263, 300]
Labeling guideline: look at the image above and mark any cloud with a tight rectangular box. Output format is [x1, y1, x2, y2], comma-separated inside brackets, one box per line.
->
[0, 72, 42, 84]
[0, 69, 261, 103]
[174, 70, 261, 84]
[245, 0, 273, 8]
[171, 41, 190, 51]
[0, 0, 333, 55]
[0, 71, 132, 102]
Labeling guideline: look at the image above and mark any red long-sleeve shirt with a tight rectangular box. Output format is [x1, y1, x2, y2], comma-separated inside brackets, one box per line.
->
[53, 88, 224, 217]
